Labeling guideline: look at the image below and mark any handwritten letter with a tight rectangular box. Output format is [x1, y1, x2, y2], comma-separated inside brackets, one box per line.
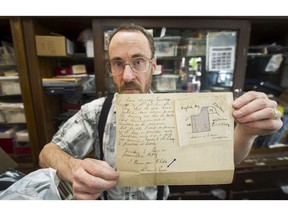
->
[116, 93, 234, 187]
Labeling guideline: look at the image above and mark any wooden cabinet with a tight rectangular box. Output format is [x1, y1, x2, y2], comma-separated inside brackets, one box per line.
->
[22, 17, 95, 149]
[0, 17, 39, 173]
[231, 147, 288, 199]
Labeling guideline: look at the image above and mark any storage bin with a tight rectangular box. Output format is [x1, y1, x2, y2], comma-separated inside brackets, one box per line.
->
[152, 74, 179, 92]
[185, 38, 206, 56]
[154, 36, 180, 57]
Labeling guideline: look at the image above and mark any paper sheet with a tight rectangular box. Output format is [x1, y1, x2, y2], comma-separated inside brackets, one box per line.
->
[116, 92, 234, 187]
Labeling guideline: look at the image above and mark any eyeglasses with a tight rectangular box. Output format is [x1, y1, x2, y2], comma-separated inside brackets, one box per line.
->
[107, 56, 153, 76]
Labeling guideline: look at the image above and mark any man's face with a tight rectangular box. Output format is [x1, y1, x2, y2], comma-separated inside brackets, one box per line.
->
[108, 30, 156, 94]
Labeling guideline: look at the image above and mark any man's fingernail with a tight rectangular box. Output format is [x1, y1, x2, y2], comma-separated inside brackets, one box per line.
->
[233, 110, 242, 117]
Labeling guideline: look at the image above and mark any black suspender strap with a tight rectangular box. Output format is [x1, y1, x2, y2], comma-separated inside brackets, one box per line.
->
[98, 93, 164, 200]
[98, 94, 114, 161]
[156, 186, 164, 200]
[98, 94, 114, 200]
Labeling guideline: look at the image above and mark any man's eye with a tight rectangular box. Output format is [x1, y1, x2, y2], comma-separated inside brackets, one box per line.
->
[133, 59, 144, 65]
[113, 61, 123, 67]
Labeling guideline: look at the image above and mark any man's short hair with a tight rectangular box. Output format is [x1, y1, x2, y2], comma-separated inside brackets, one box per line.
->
[108, 23, 155, 57]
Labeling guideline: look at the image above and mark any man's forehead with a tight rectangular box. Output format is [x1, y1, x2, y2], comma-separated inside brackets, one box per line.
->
[111, 30, 147, 43]
[109, 31, 151, 57]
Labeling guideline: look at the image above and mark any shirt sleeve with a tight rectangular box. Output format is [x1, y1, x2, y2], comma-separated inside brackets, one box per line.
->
[51, 97, 105, 158]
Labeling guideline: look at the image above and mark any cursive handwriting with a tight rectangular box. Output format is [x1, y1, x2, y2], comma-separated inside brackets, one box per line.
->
[117, 95, 176, 172]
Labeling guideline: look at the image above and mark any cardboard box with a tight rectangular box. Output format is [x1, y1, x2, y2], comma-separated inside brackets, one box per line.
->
[35, 35, 74, 56]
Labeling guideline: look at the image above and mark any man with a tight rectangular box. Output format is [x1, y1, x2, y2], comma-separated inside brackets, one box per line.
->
[39, 23, 283, 200]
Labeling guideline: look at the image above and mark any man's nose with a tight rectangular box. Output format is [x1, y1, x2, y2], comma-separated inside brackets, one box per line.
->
[122, 64, 135, 82]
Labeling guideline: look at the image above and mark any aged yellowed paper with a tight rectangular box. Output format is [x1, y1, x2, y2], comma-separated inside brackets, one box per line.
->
[116, 92, 234, 187]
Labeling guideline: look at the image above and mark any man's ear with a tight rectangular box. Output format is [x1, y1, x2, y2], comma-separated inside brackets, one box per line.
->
[152, 56, 157, 71]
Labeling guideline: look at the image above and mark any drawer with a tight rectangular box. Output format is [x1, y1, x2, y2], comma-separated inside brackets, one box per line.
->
[168, 185, 229, 200]
[230, 187, 288, 200]
[232, 167, 288, 191]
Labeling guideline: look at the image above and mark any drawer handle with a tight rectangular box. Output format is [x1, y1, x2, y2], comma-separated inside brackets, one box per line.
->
[244, 178, 254, 184]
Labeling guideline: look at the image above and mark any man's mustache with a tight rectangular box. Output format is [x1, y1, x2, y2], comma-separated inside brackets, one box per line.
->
[120, 82, 142, 91]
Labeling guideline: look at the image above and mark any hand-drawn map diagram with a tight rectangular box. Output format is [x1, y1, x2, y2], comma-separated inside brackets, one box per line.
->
[175, 93, 233, 146]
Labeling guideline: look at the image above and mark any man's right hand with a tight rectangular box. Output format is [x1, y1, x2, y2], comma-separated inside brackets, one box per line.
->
[71, 158, 119, 200]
